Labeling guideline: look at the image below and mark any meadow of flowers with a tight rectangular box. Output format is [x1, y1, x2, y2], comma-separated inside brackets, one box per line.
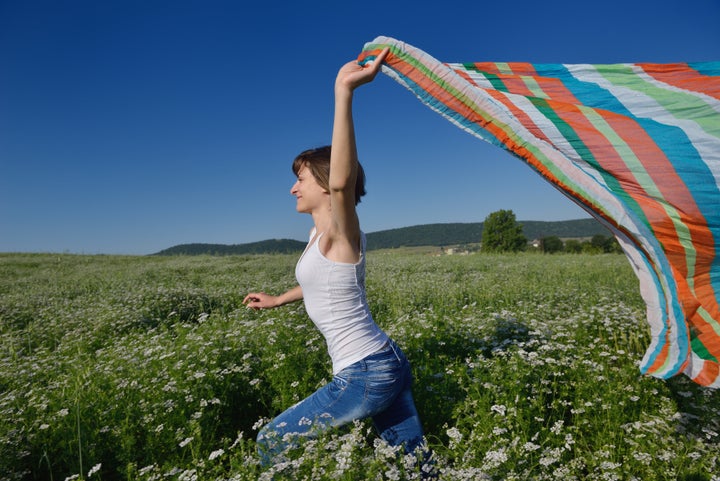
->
[1, 251, 718, 481]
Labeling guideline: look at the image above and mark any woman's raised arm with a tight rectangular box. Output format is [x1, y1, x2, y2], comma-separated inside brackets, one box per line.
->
[327, 48, 389, 245]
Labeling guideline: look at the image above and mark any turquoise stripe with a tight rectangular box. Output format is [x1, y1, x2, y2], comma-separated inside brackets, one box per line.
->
[688, 61, 720, 77]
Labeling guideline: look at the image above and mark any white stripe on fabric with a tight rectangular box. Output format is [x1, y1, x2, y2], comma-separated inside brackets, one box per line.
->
[632, 65, 720, 116]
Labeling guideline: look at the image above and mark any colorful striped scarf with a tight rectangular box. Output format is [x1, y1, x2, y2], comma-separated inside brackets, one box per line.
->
[358, 36, 720, 388]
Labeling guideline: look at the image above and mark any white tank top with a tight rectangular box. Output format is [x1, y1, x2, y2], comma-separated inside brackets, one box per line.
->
[295, 229, 389, 374]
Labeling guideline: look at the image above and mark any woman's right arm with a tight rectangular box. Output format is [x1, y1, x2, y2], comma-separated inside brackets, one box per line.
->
[243, 285, 303, 310]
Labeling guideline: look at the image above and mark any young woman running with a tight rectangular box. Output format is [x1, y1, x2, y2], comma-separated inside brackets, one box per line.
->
[243, 48, 432, 475]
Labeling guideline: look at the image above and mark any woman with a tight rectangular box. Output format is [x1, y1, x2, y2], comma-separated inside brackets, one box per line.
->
[243, 48, 430, 471]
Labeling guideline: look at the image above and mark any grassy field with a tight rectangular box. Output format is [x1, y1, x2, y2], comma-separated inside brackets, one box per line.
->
[1, 252, 718, 481]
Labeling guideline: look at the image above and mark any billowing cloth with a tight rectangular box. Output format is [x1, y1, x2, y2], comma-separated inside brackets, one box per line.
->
[358, 36, 720, 387]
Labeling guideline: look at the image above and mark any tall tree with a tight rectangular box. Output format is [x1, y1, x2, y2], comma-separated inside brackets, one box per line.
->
[481, 210, 527, 252]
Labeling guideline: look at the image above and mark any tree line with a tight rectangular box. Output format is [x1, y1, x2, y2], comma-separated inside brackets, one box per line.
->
[481, 209, 622, 254]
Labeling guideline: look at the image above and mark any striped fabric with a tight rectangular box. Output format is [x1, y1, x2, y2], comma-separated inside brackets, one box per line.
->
[358, 36, 720, 388]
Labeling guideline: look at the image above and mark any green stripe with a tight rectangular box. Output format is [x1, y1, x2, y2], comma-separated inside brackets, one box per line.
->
[484, 73, 509, 92]
[694, 307, 720, 362]
[495, 62, 513, 75]
[463, 63, 509, 92]
[521, 76, 548, 99]
[598, 64, 720, 139]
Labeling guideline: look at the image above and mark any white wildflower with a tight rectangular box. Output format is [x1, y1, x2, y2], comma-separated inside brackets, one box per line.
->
[87, 463, 101, 478]
[178, 469, 198, 481]
[632, 451, 652, 465]
[539, 447, 563, 467]
[385, 466, 401, 480]
[523, 442, 541, 452]
[179, 437, 193, 448]
[138, 465, 156, 476]
[230, 431, 244, 449]
[252, 418, 267, 431]
[550, 419, 564, 435]
[599, 461, 621, 470]
[446, 427, 463, 443]
[483, 448, 508, 469]
[374, 438, 402, 460]
[490, 404, 507, 416]
[208, 448, 224, 460]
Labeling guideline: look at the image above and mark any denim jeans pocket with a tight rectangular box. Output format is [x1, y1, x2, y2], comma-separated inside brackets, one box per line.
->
[364, 362, 404, 407]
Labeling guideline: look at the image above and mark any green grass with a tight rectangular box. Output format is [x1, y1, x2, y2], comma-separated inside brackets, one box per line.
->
[0, 252, 718, 480]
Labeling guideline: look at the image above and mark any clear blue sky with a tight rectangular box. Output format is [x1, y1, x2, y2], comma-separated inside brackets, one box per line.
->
[2, 0, 718, 254]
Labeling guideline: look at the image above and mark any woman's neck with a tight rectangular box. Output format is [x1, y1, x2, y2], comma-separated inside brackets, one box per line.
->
[310, 209, 332, 234]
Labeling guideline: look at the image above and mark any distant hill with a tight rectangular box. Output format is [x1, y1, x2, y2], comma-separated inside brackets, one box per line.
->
[365, 218, 609, 250]
[365, 223, 483, 250]
[154, 218, 610, 255]
[154, 239, 306, 256]
[519, 218, 611, 240]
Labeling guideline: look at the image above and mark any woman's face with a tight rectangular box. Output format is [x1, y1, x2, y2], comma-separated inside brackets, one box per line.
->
[290, 165, 329, 214]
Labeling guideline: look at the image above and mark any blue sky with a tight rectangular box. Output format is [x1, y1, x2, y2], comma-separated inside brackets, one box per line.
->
[1, 0, 718, 254]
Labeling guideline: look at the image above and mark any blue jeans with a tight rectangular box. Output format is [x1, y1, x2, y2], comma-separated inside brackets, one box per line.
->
[257, 340, 427, 466]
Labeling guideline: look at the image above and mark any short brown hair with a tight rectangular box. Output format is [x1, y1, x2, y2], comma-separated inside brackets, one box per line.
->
[292, 146, 366, 205]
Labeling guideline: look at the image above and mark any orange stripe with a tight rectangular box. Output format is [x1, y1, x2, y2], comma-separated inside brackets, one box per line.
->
[482, 89, 554, 145]
[693, 359, 720, 386]
[647, 329, 674, 375]
[496, 74, 536, 97]
[639, 63, 720, 100]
